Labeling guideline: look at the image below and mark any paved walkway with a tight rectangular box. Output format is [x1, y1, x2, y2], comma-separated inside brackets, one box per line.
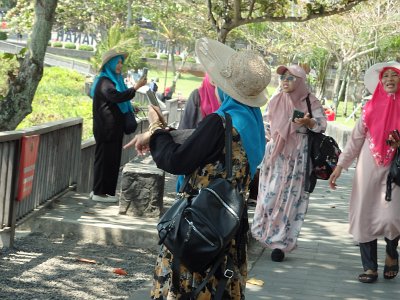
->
[19, 165, 400, 299]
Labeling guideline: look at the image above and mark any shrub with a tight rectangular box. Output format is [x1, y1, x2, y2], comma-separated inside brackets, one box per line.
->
[64, 42, 76, 49]
[78, 44, 94, 51]
[52, 41, 63, 47]
[0, 31, 7, 40]
[159, 53, 168, 60]
[174, 55, 182, 61]
[186, 57, 197, 63]
[145, 52, 157, 58]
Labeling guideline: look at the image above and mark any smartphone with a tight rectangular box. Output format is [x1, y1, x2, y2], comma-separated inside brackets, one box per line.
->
[146, 90, 167, 127]
[141, 67, 148, 80]
[292, 109, 305, 122]
[146, 90, 159, 107]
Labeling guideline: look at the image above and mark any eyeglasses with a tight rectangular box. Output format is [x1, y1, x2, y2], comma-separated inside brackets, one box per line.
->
[279, 75, 296, 81]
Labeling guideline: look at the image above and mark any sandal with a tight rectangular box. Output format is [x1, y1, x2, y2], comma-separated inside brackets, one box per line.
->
[383, 260, 399, 280]
[358, 273, 378, 283]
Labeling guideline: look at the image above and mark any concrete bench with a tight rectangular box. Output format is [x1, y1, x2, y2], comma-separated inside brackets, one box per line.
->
[119, 156, 165, 218]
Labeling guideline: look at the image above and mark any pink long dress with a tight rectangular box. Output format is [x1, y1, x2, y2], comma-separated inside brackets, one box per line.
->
[251, 102, 327, 252]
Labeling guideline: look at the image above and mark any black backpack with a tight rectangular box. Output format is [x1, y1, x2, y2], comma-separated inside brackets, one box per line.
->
[305, 96, 341, 192]
[156, 113, 245, 299]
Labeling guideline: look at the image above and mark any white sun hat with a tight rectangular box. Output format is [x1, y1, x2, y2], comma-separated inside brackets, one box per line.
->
[364, 61, 400, 94]
[195, 37, 271, 107]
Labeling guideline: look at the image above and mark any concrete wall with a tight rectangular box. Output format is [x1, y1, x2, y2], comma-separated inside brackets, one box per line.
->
[325, 122, 353, 151]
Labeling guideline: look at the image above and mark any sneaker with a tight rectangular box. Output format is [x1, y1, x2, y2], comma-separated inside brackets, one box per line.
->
[91, 194, 118, 203]
[89, 191, 94, 199]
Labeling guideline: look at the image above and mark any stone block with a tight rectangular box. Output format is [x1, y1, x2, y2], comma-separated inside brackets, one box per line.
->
[119, 156, 164, 218]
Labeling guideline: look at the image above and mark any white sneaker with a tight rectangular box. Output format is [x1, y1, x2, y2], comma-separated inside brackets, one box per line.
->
[89, 191, 94, 199]
[91, 194, 118, 203]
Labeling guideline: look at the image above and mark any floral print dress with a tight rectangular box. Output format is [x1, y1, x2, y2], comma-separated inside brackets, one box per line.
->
[151, 128, 251, 300]
[251, 105, 327, 252]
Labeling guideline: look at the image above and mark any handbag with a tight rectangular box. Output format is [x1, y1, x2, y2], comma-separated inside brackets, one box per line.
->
[156, 113, 244, 299]
[305, 96, 341, 193]
[385, 147, 400, 201]
[123, 111, 138, 134]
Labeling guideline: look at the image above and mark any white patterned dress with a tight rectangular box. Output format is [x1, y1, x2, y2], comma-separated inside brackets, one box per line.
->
[251, 104, 327, 252]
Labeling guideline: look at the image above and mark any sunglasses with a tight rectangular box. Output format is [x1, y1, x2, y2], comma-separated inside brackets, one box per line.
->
[279, 75, 296, 81]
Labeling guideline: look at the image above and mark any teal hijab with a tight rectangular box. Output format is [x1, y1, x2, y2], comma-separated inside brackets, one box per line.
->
[90, 55, 132, 113]
[215, 88, 265, 179]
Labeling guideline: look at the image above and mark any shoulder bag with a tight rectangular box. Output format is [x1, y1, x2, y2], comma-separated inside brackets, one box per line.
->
[156, 113, 245, 300]
[305, 96, 341, 193]
[385, 147, 400, 201]
[123, 110, 138, 134]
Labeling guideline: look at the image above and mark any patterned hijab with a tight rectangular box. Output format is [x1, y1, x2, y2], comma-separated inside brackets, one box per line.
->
[90, 55, 132, 113]
[215, 88, 265, 178]
[198, 73, 220, 117]
[363, 67, 400, 166]
[267, 71, 320, 163]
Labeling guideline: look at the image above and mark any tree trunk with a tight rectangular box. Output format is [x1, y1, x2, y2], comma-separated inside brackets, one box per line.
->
[126, 0, 133, 28]
[0, 0, 58, 131]
[343, 71, 351, 117]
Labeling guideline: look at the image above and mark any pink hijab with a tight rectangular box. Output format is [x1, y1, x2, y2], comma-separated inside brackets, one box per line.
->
[268, 65, 320, 163]
[363, 67, 400, 166]
[198, 73, 220, 117]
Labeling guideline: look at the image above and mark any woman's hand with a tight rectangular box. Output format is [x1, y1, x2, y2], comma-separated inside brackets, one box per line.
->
[134, 77, 147, 90]
[294, 113, 315, 129]
[148, 105, 165, 125]
[328, 165, 343, 190]
[123, 132, 151, 155]
[387, 132, 400, 148]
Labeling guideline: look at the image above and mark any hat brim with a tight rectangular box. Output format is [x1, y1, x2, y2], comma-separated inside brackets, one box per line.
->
[195, 38, 267, 107]
[364, 61, 400, 94]
[99, 52, 129, 71]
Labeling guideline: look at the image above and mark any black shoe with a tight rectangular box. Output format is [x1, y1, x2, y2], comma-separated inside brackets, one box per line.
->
[383, 260, 399, 280]
[358, 272, 378, 283]
[271, 249, 285, 262]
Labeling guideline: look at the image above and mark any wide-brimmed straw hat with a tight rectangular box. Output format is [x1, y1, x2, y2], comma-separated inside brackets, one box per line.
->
[276, 65, 307, 79]
[99, 48, 129, 71]
[364, 61, 400, 93]
[195, 37, 271, 107]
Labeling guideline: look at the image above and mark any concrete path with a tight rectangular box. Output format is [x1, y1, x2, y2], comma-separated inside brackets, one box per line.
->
[20, 166, 400, 299]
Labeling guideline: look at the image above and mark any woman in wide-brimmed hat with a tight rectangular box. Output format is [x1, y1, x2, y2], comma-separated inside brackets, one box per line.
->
[329, 61, 400, 283]
[89, 48, 146, 203]
[124, 37, 271, 299]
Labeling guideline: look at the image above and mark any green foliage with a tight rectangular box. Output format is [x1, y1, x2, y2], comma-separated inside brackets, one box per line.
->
[17, 67, 93, 140]
[0, 54, 19, 97]
[0, 31, 7, 40]
[52, 41, 63, 48]
[145, 52, 158, 59]
[186, 57, 196, 63]
[78, 44, 94, 51]
[159, 54, 168, 60]
[174, 55, 182, 61]
[90, 23, 146, 73]
[64, 42, 76, 49]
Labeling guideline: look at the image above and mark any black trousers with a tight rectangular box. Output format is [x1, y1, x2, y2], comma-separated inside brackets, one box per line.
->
[93, 138, 123, 196]
[359, 236, 399, 271]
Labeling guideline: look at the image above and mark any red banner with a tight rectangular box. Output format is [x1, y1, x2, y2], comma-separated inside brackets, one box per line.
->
[17, 135, 40, 201]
